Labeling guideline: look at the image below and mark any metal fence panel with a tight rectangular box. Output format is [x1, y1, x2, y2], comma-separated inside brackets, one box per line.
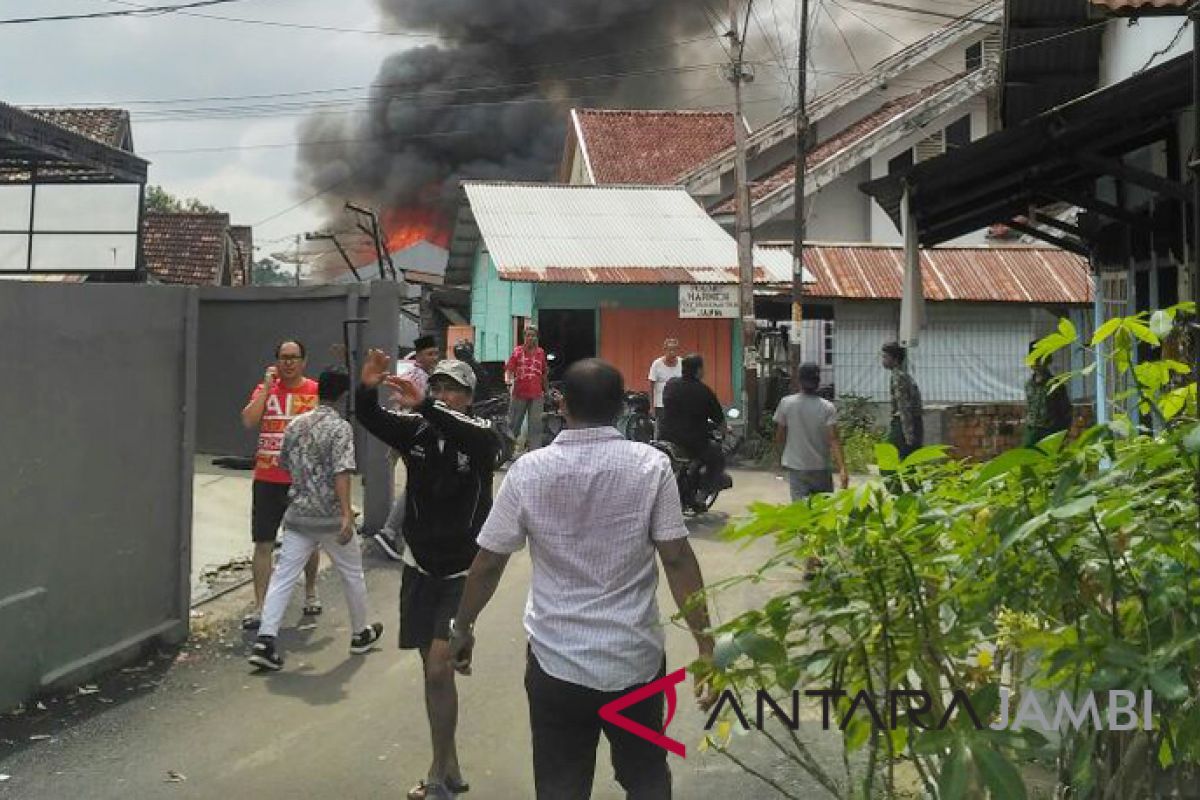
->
[0, 283, 194, 710]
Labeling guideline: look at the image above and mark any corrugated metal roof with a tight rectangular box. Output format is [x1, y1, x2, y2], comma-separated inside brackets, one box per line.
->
[459, 182, 804, 284]
[759, 243, 1092, 304]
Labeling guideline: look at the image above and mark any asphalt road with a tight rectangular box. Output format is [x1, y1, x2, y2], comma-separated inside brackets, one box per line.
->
[0, 469, 845, 800]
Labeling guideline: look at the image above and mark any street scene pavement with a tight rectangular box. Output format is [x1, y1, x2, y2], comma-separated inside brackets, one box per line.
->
[0, 468, 843, 800]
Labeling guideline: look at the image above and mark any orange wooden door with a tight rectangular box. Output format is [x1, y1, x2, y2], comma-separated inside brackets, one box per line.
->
[599, 309, 733, 405]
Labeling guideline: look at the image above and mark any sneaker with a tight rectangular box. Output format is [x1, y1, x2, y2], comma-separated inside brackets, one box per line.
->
[350, 622, 384, 655]
[372, 531, 404, 562]
[248, 637, 283, 671]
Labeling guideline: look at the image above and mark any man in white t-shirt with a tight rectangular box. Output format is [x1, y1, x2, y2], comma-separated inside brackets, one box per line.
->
[647, 337, 682, 435]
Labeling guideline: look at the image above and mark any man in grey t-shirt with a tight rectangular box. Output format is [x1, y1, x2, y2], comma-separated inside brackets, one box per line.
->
[773, 363, 849, 501]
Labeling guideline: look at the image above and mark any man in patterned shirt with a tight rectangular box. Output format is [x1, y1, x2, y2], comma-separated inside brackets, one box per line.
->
[1024, 343, 1072, 448]
[249, 367, 383, 671]
[881, 341, 923, 458]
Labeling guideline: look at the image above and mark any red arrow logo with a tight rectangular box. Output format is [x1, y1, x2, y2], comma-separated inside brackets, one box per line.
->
[598, 668, 688, 758]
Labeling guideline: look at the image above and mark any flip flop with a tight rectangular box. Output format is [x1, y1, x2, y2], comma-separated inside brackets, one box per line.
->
[241, 613, 261, 630]
[407, 778, 468, 799]
[302, 598, 323, 616]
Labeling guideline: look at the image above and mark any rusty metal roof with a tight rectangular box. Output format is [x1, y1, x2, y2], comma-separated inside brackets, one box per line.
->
[448, 182, 805, 285]
[759, 243, 1092, 304]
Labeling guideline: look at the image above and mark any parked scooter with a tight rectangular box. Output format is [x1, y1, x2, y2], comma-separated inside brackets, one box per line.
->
[652, 408, 741, 514]
[453, 340, 514, 469]
[619, 391, 654, 443]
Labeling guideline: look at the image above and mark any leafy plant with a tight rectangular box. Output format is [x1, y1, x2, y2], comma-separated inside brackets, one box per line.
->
[837, 394, 882, 474]
[697, 304, 1200, 799]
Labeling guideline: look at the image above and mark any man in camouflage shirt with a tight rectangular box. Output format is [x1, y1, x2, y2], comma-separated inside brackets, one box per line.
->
[1024, 345, 1072, 448]
[881, 342, 923, 458]
[249, 367, 383, 671]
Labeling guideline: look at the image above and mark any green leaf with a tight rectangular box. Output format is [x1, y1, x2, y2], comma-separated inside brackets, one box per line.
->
[900, 445, 949, 469]
[1091, 317, 1123, 345]
[912, 728, 955, 756]
[875, 442, 900, 472]
[1102, 642, 1143, 669]
[973, 746, 1027, 800]
[999, 512, 1048, 552]
[938, 742, 969, 800]
[1183, 425, 1200, 454]
[1071, 735, 1096, 796]
[1149, 668, 1190, 702]
[1090, 667, 1127, 691]
[733, 631, 786, 665]
[1058, 316, 1078, 341]
[1150, 308, 1175, 340]
[1049, 495, 1097, 519]
[713, 634, 740, 670]
[842, 714, 871, 751]
[1125, 319, 1160, 346]
[1160, 736, 1176, 769]
[977, 448, 1046, 484]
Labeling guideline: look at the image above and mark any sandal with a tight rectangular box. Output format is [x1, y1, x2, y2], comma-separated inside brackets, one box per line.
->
[407, 778, 468, 799]
[241, 613, 261, 630]
[302, 597, 322, 616]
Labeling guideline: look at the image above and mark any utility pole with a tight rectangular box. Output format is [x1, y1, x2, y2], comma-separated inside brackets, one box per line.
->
[294, 234, 301, 286]
[728, 0, 759, 432]
[789, 0, 811, 388]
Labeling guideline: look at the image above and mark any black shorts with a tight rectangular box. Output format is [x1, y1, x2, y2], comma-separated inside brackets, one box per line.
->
[251, 480, 291, 543]
[399, 565, 465, 650]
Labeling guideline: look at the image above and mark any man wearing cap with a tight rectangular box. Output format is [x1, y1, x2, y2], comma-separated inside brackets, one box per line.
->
[774, 363, 849, 501]
[374, 334, 442, 561]
[356, 350, 498, 800]
[505, 325, 548, 452]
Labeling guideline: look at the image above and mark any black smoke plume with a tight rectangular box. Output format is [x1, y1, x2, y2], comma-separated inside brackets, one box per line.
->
[296, 0, 721, 219]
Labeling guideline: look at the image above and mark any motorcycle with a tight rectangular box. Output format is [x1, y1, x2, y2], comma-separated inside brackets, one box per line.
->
[652, 408, 741, 514]
[452, 340, 515, 469]
[619, 391, 655, 443]
[541, 382, 565, 447]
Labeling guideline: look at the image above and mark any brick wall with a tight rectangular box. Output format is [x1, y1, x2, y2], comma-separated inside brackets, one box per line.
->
[943, 403, 1095, 461]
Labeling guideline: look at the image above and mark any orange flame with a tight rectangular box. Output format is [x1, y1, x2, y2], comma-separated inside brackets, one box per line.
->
[382, 207, 451, 253]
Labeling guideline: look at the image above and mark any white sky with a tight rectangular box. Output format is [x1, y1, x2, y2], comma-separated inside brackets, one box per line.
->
[0, 0, 957, 253]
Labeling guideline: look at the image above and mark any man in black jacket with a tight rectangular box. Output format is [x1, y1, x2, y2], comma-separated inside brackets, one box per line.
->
[357, 348, 497, 800]
[659, 354, 731, 502]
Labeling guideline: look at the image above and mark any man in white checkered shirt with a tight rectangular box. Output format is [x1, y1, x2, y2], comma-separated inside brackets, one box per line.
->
[447, 358, 715, 800]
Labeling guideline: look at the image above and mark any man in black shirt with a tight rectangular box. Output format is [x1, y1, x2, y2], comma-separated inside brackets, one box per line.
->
[356, 348, 498, 800]
[659, 354, 729, 495]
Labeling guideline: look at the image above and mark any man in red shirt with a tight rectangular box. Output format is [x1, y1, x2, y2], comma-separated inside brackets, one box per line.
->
[239, 340, 321, 630]
[505, 326, 549, 452]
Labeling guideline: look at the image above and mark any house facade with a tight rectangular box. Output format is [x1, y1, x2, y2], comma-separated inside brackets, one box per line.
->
[447, 182, 799, 406]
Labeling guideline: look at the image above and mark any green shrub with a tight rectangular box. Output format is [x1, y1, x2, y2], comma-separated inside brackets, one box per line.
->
[698, 306, 1200, 799]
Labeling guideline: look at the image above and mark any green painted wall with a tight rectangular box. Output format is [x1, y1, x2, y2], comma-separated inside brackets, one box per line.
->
[466, 248, 744, 411]
[470, 249, 533, 361]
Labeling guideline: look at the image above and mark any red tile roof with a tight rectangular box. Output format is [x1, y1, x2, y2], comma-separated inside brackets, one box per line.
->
[761, 243, 1092, 304]
[143, 212, 231, 286]
[23, 108, 131, 150]
[571, 109, 739, 185]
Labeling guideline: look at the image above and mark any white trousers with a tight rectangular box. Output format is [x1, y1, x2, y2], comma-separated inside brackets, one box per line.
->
[260, 529, 369, 638]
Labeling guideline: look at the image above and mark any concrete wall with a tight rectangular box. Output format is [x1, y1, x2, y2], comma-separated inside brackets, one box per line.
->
[0, 283, 195, 711]
[195, 282, 400, 534]
[1100, 16, 1193, 88]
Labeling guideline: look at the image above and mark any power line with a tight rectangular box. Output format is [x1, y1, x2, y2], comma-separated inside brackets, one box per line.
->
[0, 0, 246, 25]
[824, 0, 959, 76]
[823, 2, 865, 75]
[843, 0, 999, 25]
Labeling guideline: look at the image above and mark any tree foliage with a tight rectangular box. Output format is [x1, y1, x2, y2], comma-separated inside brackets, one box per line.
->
[144, 184, 218, 214]
[700, 304, 1200, 799]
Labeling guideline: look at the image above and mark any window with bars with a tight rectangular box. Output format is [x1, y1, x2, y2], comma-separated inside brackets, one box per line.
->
[823, 321, 834, 366]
